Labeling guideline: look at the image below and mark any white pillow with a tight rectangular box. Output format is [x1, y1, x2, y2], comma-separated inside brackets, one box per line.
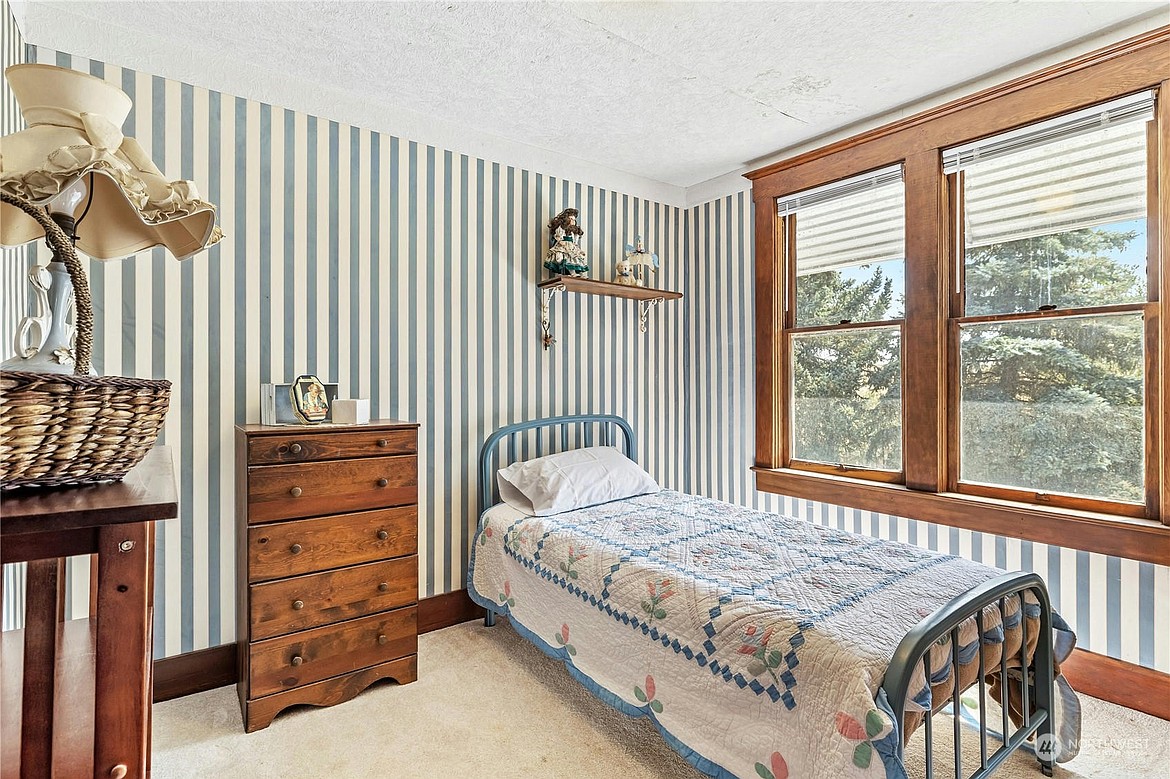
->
[497, 446, 660, 516]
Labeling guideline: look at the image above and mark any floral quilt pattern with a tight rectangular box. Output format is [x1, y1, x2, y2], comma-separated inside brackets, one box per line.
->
[468, 490, 1052, 779]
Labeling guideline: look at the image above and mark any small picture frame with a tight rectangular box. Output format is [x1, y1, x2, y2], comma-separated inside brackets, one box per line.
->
[289, 375, 331, 424]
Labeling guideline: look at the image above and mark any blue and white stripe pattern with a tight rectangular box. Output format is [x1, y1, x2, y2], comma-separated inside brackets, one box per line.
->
[1, 6, 1165, 674]
[0, 40, 686, 657]
[0, 0, 27, 631]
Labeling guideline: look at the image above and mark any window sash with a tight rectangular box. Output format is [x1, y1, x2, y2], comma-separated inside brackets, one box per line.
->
[780, 205, 908, 482]
[948, 305, 1150, 515]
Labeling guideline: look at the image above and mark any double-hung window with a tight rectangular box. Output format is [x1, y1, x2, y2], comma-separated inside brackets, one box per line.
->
[751, 38, 1168, 562]
[945, 92, 1157, 517]
[779, 165, 906, 481]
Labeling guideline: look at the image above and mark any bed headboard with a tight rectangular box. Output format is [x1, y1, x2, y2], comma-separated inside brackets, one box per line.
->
[478, 414, 636, 514]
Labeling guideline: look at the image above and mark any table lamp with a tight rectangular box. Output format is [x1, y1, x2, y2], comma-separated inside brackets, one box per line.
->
[0, 63, 221, 372]
[0, 63, 221, 489]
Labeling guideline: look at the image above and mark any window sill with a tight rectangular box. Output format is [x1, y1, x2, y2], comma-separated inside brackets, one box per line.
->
[752, 466, 1169, 566]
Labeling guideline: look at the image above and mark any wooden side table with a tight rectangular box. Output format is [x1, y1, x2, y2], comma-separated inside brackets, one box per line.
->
[1, 448, 177, 779]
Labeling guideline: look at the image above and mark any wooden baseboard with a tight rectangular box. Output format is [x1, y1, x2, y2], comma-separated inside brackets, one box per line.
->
[1061, 648, 1170, 721]
[153, 642, 237, 703]
[151, 589, 484, 702]
[416, 588, 481, 634]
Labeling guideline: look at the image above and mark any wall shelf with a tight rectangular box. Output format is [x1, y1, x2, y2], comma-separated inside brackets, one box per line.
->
[537, 276, 683, 349]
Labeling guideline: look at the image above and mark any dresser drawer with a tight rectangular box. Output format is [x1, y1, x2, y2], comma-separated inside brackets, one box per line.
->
[247, 506, 416, 582]
[248, 607, 417, 698]
[248, 428, 416, 465]
[247, 456, 417, 523]
[249, 556, 418, 640]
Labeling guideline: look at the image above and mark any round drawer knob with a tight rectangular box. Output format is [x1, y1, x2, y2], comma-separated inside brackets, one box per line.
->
[377, 634, 388, 645]
[289, 443, 303, 454]
[289, 486, 303, 498]
[292, 599, 304, 610]
[376, 478, 389, 488]
[377, 438, 389, 447]
[378, 582, 390, 593]
[290, 543, 303, 554]
[110, 766, 128, 779]
[376, 530, 389, 541]
[291, 655, 304, 667]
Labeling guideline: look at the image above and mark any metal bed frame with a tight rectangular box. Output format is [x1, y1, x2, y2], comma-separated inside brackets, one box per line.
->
[477, 413, 1057, 779]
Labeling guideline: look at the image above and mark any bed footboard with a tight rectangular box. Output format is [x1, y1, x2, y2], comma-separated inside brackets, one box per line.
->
[882, 571, 1056, 778]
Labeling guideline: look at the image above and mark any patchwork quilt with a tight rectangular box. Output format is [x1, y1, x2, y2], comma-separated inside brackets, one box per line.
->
[467, 490, 1080, 779]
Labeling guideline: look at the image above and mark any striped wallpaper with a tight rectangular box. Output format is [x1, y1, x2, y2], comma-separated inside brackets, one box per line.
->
[1, 32, 686, 658]
[0, 0, 24, 352]
[0, 0, 27, 628]
[682, 192, 1170, 673]
[2, 3, 1166, 675]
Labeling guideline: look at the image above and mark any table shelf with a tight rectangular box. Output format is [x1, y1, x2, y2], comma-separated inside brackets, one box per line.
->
[1, 619, 96, 779]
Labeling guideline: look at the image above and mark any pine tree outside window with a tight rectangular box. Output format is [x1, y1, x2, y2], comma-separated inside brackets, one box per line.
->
[946, 92, 1155, 516]
[779, 166, 906, 480]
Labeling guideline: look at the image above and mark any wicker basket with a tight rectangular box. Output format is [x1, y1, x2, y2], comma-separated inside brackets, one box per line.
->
[0, 192, 171, 489]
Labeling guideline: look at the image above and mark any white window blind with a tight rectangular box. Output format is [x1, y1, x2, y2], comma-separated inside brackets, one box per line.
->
[780, 164, 905, 276]
[945, 91, 1153, 248]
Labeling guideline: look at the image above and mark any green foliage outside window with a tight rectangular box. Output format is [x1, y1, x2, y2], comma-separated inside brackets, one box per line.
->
[792, 267, 901, 470]
[792, 225, 1146, 502]
[960, 226, 1145, 503]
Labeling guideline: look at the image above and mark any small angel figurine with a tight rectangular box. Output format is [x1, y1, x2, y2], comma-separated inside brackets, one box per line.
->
[623, 235, 659, 287]
[544, 208, 589, 277]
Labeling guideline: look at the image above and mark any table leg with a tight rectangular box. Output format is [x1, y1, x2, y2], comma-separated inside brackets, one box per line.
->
[21, 558, 62, 779]
[93, 522, 152, 779]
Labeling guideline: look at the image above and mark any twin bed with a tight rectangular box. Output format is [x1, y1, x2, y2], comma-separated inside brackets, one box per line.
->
[467, 414, 1080, 779]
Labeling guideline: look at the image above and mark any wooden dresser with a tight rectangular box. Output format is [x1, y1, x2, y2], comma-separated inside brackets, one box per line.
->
[236, 420, 420, 732]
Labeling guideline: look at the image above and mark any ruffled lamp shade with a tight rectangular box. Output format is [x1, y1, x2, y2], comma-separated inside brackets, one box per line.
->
[0, 64, 221, 489]
[0, 63, 222, 259]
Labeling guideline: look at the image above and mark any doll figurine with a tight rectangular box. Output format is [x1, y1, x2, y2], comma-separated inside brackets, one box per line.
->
[544, 208, 588, 276]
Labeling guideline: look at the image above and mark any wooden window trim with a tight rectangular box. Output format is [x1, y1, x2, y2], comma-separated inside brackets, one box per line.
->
[1155, 79, 1170, 525]
[750, 27, 1170, 565]
[787, 319, 906, 336]
[753, 466, 1170, 567]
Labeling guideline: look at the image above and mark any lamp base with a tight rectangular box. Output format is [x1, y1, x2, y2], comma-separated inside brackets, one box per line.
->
[1, 261, 95, 375]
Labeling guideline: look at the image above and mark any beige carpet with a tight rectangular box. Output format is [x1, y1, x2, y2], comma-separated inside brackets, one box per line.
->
[152, 620, 1169, 778]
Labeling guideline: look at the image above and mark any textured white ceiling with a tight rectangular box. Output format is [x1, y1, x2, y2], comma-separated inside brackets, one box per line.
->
[12, 1, 1168, 202]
